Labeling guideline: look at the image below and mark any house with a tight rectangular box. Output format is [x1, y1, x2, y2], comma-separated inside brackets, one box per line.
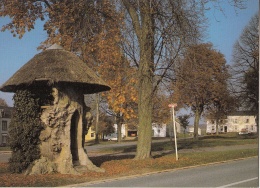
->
[206, 111, 257, 134]
[167, 121, 183, 137]
[0, 106, 13, 146]
[103, 124, 127, 140]
[152, 123, 166, 137]
[186, 126, 202, 136]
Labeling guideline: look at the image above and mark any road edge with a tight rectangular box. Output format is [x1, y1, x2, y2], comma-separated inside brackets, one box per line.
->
[63, 156, 258, 187]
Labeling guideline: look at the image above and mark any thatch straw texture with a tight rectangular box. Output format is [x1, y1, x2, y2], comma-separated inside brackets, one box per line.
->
[0, 48, 110, 94]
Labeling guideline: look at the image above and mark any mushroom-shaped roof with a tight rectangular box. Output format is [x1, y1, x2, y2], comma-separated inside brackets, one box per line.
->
[0, 44, 110, 94]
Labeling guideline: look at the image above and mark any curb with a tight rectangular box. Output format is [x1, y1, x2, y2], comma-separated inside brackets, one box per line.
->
[63, 156, 258, 187]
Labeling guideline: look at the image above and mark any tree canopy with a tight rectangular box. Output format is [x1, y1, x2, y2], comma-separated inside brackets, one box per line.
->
[231, 13, 259, 113]
[231, 13, 259, 130]
[0, 0, 247, 159]
[0, 98, 8, 106]
[172, 43, 230, 139]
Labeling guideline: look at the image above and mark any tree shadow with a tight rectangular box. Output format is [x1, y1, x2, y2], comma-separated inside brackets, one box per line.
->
[89, 154, 135, 167]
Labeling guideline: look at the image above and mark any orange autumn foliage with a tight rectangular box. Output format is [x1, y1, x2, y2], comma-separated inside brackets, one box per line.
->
[0, 0, 138, 120]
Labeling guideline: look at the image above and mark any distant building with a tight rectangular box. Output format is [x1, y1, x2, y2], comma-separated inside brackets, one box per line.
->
[152, 123, 167, 137]
[0, 106, 13, 146]
[206, 111, 257, 134]
[186, 126, 202, 136]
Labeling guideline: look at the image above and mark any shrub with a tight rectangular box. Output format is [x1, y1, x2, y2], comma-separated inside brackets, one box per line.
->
[8, 90, 43, 173]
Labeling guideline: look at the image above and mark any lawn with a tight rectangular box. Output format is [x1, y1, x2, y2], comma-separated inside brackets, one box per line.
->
[0, 134, 258, 187]
[99, 133, 258, 154]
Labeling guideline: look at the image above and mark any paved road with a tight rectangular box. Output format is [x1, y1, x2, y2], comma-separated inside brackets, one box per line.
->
[72, 157, 258, 187]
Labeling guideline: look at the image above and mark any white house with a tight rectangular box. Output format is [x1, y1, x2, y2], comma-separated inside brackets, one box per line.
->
[113, 123, 127, 137]
[206, 111, 257, 134]
[0, 106, 13, 146]
[152, 123, 167, 137]
[186, 126, 202, 136]
[112, 123, 167, 138]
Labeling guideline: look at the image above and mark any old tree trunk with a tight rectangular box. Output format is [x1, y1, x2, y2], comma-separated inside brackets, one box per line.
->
[123, 1, 155, 159]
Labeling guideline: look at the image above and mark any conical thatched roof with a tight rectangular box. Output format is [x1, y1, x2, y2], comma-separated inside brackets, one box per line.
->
[0, 45, 110, 94]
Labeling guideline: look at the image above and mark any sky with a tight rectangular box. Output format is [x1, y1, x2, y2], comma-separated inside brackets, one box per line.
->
[0, 1, 259, 109]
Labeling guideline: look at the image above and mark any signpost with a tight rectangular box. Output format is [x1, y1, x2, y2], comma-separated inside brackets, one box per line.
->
[168, 103, 178, 161]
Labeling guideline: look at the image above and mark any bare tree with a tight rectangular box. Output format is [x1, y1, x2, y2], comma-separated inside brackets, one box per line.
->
[231, 13, 259, 127]
[0, 98, 8, 106]
[121, 0, 205, 159]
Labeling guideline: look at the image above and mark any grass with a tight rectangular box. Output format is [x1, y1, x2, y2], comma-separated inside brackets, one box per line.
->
[97, 133, 258, 154]
[0, 133, 258, 187]
[0, 147, 10, 151]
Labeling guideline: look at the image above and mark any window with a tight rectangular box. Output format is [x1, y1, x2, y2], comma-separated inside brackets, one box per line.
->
[211, 126, 215, 131]
[91, 133, 94, 138]
[245, 119, 249, 123]
[2, 134, 7, 144]
[2, 121, 7, 131]
[211, 120, 215, 124]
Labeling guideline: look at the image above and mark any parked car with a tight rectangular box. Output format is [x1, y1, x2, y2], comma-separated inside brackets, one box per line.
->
[104, 133, 118, 141]
[238, 128, 249, 135]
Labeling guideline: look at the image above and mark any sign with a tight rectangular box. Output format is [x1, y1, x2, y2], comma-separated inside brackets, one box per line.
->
[168, 103, 177, 108]
[168, 103, 178, 161]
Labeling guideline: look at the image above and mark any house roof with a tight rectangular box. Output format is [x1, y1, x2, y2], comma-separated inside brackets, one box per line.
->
[206, 111, 256, 120]
[228, 111, 256, 116]
[0, 44, 110, 94]
[0, 106, 14, 118]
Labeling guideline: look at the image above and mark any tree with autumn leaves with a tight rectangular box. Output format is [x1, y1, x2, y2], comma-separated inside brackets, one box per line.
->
[172, 43, 232, 139]
[0, 0, 246, 161]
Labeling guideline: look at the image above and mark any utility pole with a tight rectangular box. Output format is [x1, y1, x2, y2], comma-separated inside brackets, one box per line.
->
[168, 103, 178, 161]
[95, 93, 100, 144]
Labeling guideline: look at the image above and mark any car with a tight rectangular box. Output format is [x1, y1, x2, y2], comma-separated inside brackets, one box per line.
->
[105, 133, 118, 141]
[108, 136, 118, 141]
[238, 128, 249, 135]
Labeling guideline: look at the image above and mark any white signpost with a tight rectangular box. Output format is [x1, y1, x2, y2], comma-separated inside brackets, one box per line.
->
[168, 103, 178, 161]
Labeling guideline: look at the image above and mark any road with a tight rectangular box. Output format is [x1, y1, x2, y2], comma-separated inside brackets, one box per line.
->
[72, 157, 258, 187]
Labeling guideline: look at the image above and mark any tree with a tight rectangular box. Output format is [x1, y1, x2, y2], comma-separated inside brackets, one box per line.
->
[152, 90, 171, 124]
[205, 88, 237, 135]
[172, 43, 230, 139]
[98, 115, 115, 140]
[98, 55, 138, 143]
[121, 0, 204, 159]
[0, 0, 245, 160]
[231, 13, 259, 129]
[0, 98, 8, 106]
[178, 115, 189, 134]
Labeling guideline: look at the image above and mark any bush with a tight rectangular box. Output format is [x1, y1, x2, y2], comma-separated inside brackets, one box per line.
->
[8, 90, 43, 173]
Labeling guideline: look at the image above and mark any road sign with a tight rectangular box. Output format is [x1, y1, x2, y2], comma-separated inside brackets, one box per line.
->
[168, 103, 177, 108]
[169, 103, 178, 160]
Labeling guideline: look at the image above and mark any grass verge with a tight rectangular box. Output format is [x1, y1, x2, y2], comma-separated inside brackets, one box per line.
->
[0, 148, 257, 187]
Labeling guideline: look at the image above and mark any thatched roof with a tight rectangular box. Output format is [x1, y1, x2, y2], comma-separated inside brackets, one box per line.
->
[0, 45, 110, 94]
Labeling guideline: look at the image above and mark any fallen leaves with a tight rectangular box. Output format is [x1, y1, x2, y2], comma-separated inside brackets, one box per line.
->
[0, 148, 257, 187]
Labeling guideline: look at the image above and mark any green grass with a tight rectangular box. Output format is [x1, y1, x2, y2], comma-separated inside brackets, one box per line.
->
[0, 147, 10, 151]
[99, 133, 258, 154]
[153, 148, 258, 170]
